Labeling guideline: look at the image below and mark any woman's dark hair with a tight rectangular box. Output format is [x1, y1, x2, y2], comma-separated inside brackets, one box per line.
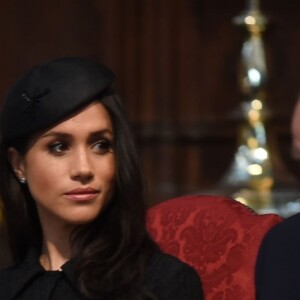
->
[0, 93, 157, 299]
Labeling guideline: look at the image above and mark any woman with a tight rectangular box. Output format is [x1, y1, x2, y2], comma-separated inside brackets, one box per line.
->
[0, 57, 204, 299]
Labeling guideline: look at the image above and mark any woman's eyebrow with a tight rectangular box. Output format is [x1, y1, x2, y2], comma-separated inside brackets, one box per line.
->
[89, 129, 114, 138]
[40, 132, 72, 139]
[40, 129, 114, 140]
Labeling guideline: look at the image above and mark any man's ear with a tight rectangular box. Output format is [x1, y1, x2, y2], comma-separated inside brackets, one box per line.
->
[7, 147, 26, 180]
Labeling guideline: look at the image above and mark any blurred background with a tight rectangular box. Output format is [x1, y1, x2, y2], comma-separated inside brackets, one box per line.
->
[0, 0, 300, 206]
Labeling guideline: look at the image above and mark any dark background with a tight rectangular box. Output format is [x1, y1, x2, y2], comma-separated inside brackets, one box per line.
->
[0, 0, 300, 206]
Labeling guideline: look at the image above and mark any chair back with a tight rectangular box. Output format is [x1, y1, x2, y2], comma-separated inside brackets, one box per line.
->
[147, 195, 283, 300]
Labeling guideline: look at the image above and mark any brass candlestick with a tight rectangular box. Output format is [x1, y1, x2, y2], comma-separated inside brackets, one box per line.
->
[218, 0, 300, 215]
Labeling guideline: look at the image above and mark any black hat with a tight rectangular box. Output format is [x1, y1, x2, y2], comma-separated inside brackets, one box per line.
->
[1, 57, 115, 139]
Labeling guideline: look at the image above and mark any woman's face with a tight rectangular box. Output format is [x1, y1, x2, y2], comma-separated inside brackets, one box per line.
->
[9, 102, 116, 229]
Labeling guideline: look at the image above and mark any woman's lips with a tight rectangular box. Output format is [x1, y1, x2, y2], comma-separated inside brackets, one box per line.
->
[64, 188, 99, 202]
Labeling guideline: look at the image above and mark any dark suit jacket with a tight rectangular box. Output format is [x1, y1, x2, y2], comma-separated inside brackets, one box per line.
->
[256, 212, 300, 300]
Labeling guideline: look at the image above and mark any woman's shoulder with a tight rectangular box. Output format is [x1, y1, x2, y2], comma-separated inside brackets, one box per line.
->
[144, 250, 204, 300]
[0, 264, 17, 280]
[0, 250, 43, 298]
[147, 250, 198, 275]
[0, 264, 18, 298]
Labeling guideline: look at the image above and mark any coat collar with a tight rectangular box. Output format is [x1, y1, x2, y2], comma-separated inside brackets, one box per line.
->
[5, 249, 76, 299]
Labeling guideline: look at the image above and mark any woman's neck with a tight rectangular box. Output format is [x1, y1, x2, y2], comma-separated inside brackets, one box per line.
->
[39, 222, 74, 271]
[40, 242, 71, 271]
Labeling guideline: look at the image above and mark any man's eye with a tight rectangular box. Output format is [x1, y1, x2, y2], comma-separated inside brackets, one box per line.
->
[48, 142, 68, 154]
[93, 139, 112, 153]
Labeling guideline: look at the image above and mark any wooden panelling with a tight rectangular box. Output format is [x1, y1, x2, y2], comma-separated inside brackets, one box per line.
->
[0, 0, 299, 207]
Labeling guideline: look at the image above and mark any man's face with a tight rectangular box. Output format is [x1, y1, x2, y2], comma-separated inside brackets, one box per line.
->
[292, 101, 300, 160]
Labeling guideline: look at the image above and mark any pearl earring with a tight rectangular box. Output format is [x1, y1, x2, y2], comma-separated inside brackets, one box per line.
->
[19, 177, 26, 184]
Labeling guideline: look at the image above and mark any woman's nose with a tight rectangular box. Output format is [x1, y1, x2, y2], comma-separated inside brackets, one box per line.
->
[70, 149, 94, 183]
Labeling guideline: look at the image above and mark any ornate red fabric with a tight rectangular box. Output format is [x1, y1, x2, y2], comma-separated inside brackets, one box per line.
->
[147, 195, 283, 300]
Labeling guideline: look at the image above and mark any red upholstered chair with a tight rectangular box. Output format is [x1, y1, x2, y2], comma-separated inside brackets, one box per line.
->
[147, 195, 283, 300]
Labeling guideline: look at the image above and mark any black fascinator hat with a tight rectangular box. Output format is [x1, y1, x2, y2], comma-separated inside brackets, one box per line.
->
[1, 57, 115, 139]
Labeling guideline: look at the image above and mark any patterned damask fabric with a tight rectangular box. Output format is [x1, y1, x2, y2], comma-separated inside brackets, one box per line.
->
[147, 195, 283, 300]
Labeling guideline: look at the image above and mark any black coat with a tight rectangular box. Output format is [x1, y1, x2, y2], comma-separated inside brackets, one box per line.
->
[0, 249, 204, 300]
[256, 212, 300, 300]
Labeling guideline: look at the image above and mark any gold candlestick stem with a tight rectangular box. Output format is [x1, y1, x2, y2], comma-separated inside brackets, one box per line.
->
[217, 0, 300, 215]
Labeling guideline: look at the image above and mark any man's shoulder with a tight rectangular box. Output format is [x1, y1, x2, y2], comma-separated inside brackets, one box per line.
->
[256, 213, 300, 299]
[258, 212, 300, 263]
[264, 212, 300, 244]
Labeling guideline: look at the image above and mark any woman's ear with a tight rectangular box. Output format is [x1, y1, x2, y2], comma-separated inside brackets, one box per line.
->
[7, 147, 26, 180]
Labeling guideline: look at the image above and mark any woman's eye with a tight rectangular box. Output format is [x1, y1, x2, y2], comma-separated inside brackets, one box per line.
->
[48, 142, 68, 155]
[93, 139, 112, 153]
